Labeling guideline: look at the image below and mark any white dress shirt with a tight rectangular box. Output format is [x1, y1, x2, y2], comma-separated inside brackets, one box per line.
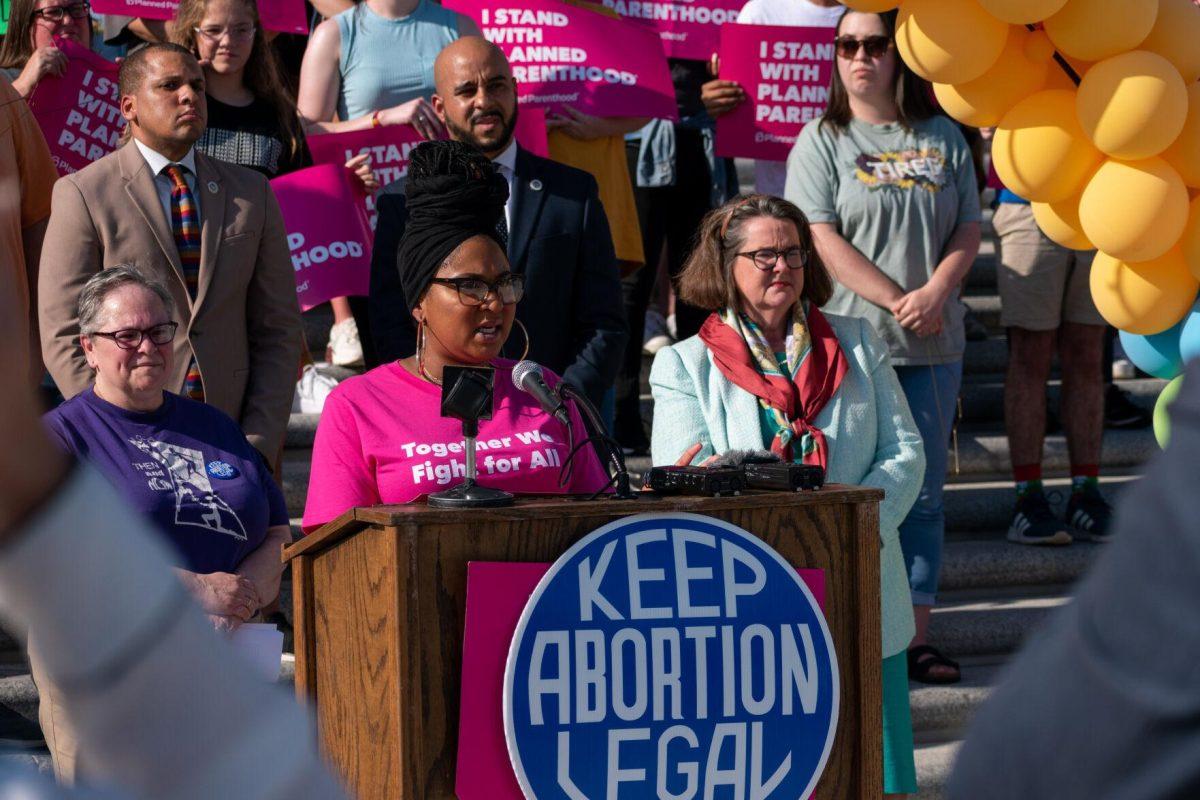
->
[133, 138, 202, 229]
[491, 138, 518, 233]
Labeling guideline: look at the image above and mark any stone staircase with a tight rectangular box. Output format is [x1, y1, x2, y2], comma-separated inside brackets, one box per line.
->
[0, 212, 1160, 796]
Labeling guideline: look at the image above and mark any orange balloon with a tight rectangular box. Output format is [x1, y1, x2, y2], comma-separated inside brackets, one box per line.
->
[1031, 194, 1094, 250]
[1044, 0, 1158, 62]
[1075, 50, 1188, 161]
[977, 0, 1068, 24]
[932, 29, 1054, 127]
[896, 0, 1009, 84]
[1182, 196, 1200, 281]
[1090, 248, 1198, 335]
[1140, 0, 1200, 84]
[1163, 83, 1200, 189]
[1079, 157, 1189, 263]
[992, 89, 1104, 203]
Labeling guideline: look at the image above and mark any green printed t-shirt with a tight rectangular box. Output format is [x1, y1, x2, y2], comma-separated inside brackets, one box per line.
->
[786, 115, 981, 366]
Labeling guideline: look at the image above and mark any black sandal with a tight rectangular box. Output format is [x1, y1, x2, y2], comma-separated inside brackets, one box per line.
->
[907, 644, 961, 685]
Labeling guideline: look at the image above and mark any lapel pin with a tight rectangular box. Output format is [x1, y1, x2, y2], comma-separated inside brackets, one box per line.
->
[207, 181, 219, 194]
[529, 179, 543, 192]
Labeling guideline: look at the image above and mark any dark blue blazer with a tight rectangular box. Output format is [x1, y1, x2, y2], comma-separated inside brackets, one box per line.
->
[369, 146, 628, 406]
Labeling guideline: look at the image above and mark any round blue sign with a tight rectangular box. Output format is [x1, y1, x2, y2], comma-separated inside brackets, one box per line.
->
[504, 512, 839, 799]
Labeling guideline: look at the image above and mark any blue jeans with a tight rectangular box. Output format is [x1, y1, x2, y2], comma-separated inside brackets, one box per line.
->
[894, 361, 963, 606]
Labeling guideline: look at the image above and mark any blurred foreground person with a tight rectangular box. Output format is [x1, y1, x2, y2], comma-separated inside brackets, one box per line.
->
[949, 360, 1200, 798]
[0, 276, 343, 798]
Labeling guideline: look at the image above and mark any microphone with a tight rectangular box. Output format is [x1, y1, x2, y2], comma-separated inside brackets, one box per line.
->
[512, 360, 570, 427]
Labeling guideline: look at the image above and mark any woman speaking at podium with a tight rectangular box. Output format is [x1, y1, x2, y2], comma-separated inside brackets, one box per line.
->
[648, 194, 925, 797]
[302, 141, 608, 533]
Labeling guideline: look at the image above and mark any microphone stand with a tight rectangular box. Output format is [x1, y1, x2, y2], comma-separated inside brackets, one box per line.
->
[558, 383, 645, 500]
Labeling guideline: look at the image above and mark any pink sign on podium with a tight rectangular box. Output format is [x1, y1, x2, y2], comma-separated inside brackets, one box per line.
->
[455, 560, 826, 798]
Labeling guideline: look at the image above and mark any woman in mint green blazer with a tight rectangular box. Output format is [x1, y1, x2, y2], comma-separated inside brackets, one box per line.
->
[649, 194, 924, 797]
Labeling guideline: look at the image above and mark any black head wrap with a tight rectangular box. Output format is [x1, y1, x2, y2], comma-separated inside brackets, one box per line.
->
[398, 140, 510, 311]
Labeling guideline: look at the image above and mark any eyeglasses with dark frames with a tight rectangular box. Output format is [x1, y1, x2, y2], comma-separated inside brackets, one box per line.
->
[737, 247, 807, 271]
[193, 23, 256, 41]
[430, 274, 525, 306]
[834, 35, 893, 59]
[90, 322, 179, 350]
[32, 1, 90, 22]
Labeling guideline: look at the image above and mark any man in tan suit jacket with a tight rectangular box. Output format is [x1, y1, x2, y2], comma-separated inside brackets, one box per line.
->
[39, 42, 299, 460]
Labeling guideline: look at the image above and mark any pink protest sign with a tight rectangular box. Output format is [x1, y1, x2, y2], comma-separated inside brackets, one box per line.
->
[258, 0, 309, 34]
[270, 164, 373, 310]
[446, 0, 677, 120]
[89, 0, 176, 20]
[514, 105, 550, 159]
[26, 40, 123, 176]
[307, 125, 423, 230]
[455, 560, 825, 798]
[90, 0, 305, 30]
[601, 0, 744, 60]
[715, 23, 835, 161]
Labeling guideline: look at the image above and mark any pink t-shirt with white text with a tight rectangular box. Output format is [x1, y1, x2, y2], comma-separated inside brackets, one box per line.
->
[302, 360, 610, 532]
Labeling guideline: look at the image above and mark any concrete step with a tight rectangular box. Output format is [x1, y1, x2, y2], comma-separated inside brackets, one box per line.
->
[928, 588, 1069, 658]
[909, 659, 1003, 741]
[937, 537, 1100, 592]
[957, 376, 1161, 424]
[915, 740, 960, 800]
[961, 294, 1001, 330]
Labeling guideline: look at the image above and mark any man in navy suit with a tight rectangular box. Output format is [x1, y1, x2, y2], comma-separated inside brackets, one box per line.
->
[368, 37, 627, 407]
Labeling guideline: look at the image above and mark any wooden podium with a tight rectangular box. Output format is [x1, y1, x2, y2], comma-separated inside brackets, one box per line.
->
[283, 487, 883, 800]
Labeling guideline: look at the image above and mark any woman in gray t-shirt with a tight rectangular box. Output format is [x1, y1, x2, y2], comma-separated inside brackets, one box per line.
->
[786, 8, 981, 704]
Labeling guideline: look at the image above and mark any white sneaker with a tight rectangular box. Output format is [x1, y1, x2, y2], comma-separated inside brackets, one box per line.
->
[328, 318, 364, 368]
[642, 308, 674, 355]
[292, 363, 339, 414]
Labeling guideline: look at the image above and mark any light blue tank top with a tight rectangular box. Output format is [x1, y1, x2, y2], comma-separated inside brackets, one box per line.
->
[335, 0, 460, 122]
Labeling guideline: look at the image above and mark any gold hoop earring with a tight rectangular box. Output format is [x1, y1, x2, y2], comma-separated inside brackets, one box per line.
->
[512, 318, 530, 363]
[416, 319, 441, 385]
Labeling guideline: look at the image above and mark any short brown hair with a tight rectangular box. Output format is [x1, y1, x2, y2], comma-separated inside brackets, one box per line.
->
[677, 194, 834, 312]
[118, 42, 197, 98]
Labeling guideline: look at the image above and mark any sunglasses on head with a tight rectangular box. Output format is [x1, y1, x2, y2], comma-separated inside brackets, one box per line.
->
[834, 35, 892, 59]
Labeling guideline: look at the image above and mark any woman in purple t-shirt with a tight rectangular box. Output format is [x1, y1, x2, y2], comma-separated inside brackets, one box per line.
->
[303, 141, 610, 532]
[44, 266, 291, 633]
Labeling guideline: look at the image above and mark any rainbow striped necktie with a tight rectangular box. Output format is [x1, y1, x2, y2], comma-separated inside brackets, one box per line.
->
[164, 163, 205, 402]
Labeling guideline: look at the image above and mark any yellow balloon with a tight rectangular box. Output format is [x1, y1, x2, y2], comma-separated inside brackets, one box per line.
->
[1079, 158, 1189, 263]
[1140, 0, 1200, 84]
[896, 0, 1009, 84]
[992, 89, 1104, 203]
[841, 0, 904, 10]
[932, 29, 1054, 127]
[977, 0, 1067, 23]
[1044, 0, 1158, 62]
[1076, 51, 1187, 161]
[1181, 196, 1200, 280]
[1031, 194, 1094, 250]
[1090, 248, 1198, 335]
[1162, 83, 1200, 188]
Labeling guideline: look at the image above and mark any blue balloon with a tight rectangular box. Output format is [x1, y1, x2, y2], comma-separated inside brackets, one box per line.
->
[1182, 306, 1200, 366]
[1121, 323, 1185, 380]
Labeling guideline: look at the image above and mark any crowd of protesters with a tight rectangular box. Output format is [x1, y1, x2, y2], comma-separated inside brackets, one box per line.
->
[0, 0, 1158, 795]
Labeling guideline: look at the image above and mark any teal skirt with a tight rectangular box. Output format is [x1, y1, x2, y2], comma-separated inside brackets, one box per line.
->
[882, 651, 918, 794]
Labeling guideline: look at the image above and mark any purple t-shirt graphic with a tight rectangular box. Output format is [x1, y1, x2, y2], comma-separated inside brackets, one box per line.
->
[45, 388, 288, 574]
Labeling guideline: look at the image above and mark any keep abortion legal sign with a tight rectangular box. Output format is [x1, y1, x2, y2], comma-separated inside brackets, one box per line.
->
[504, 512, 838, 799]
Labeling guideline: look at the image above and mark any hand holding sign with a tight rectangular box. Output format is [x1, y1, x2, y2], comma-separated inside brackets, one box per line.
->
[25, 40, 124, 175]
